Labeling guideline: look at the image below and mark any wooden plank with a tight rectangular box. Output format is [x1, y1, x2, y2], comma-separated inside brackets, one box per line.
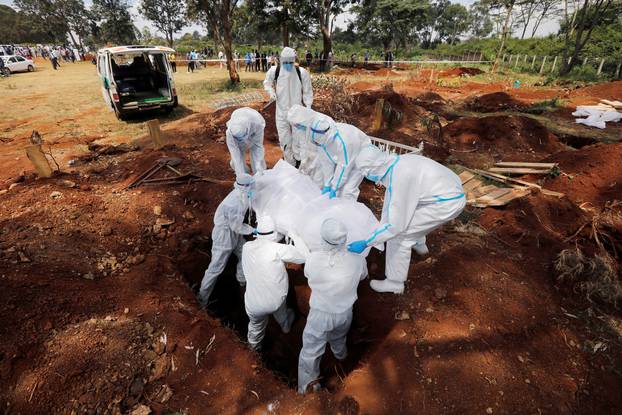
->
[475, 188, 513, 205]
[459, 170, 476, 184]
[494, 162, 557, 168]
[147, 119, 165, 148]
[489, 167, 551, 175]
[600, 99, 622, 109]
[25, 145, 53, 178]
[463, 178, 484, 192]
[471, 184, 498, 198]
[485, 188, 531, 206]
[463, 167, 565, 199]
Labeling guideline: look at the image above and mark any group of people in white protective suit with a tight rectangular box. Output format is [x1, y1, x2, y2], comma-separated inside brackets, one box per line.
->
[197, 47, 466, 394]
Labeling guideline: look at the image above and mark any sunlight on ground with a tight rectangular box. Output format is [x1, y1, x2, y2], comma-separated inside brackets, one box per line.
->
[0, 60, 267, 144]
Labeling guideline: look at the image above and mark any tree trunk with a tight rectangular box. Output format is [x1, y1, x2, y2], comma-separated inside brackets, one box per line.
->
[67, 30, 79, 49]
[321, 25, 332, 57]
[167, 29, 174, 48]
[222, 10, 240, 83]
[282, 23, 289, 46]
[492, 2, 514, 74]
[281, 6, 290, 46]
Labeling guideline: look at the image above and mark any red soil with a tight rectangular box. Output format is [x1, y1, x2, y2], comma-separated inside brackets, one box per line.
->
[440, 67, 485, 77]
[542, 142, 622, 209]
[442, 115, 566, 168]
[465, 92, 528, 112]
[1, 82, 622, 415]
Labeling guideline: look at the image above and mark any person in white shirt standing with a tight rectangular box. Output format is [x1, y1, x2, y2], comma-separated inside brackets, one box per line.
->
[242, 216, 308, 351]
[297, 218, 367, 394]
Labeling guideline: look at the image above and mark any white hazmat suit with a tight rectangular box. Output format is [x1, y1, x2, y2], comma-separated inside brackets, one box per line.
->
[226, 107, 267, 177]
[307, 115, 371, 200]
[286, 104, 323, 183]
[263, 47, 313, 165]
[198, 174, 255, 305]
[242, 216, 308, 351]
[348, 146, 466, 294]
[298, 219, 367, 394]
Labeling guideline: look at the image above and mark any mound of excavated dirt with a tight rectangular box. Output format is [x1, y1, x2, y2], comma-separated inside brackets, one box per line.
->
[373, 67, 401, 77]
[442, 115, 565, 168]
[465, 92, 527, 112]
[570, 80, 622, 101]
[350, 81, 380, 91]
[440, 67, 484, 77]
[541, 142, 622, 209]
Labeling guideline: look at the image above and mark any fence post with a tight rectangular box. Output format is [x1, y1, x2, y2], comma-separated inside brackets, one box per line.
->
[616, 61, 622, 78]
[479, 52, 483, 61]
[597, 58, 605, 75]
[514, 54, 520, 68]
[531, 55, 537, 70]
[582, 57, 588, 67]
[539, 56, 547, 74]
[550, 56, 558, 73]
[524, 55, 528, 63]
[502, 54, 507, 64]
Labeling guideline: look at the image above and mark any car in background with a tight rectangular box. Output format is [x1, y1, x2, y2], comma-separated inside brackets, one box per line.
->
[1, 55, 36, 73]
[96, 45, 178, 120]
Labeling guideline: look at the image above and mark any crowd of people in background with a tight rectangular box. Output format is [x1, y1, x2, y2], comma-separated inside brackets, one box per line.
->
[175, 47, 398, 74]
[1, 44, 87, 71]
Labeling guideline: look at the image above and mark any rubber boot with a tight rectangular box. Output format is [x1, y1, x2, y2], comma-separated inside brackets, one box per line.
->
[282, 308, 295, 334]
[370, 278, 404, 294]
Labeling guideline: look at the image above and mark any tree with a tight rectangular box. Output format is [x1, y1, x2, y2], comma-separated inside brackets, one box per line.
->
[354, 0, 429, 52]
[419, 0, 449, 48]
[435, 3, 470, 44]
[559, 0, 615, 74]
[314, 0, 354, 56]
[14, 0, 90, 46]
[188, 0, 241, 83]
[468, 1, 494, 38]
[92, 0, 137, 45]
[139, 0, 187, 47]
[0, 4, 56, 43]
[488, 0, 518, 73]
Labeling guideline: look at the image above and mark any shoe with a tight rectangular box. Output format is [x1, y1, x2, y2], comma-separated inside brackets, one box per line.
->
[370, 279, 404, 294]
[413, 241, 429, 256]
[282, 309, 295, 334]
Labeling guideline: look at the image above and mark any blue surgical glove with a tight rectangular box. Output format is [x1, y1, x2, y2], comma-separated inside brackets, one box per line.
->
[252, 228, 258, 236]
[329, 189, 337, 199]
[348, 240, 368, 254]
[321, 186, 331, 195]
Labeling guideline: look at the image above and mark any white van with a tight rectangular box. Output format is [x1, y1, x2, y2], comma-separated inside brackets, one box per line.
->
[96, 45, 178, 120]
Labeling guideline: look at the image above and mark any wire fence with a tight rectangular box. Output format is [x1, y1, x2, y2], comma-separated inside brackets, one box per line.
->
[499, 53, 622, 79]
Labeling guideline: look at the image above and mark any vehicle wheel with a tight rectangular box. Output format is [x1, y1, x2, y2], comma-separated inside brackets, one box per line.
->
[114, 106, 127, 121]
[163, 106, 174, 116]
[27, 65, 34, 72]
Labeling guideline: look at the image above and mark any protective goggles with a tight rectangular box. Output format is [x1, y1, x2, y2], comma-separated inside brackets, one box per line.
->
[310, 121, 330, 146]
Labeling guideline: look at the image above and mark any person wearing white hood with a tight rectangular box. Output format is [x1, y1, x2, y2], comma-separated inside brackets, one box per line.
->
[298, 218, 367, 394]
[285, 104, 324, 183]
[347, 145, 466, 294]
[305, 113, 371, 200]
[242, 216, 309, 351]
[226, 107, 267, 177]
[198, 173, 256, 306]
[263, 47, 313, 166]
